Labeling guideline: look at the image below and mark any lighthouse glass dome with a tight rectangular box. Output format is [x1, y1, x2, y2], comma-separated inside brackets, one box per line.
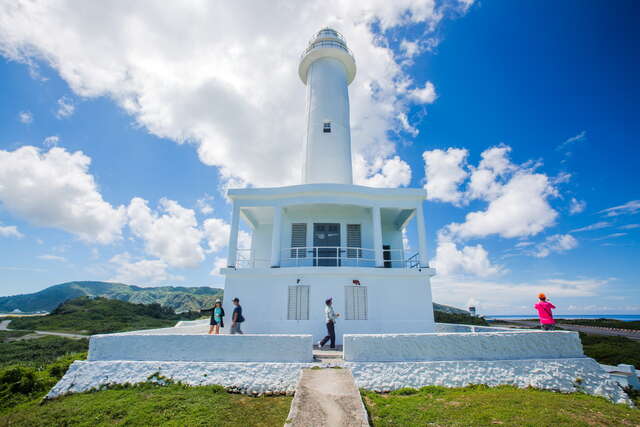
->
[221, 28, 436, 343]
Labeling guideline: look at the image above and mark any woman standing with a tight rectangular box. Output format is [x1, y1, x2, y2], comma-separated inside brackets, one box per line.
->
[201, 299, 225, 335]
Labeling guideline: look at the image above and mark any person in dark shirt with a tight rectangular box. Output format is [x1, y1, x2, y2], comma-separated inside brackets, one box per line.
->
[230, 297, 244, 335]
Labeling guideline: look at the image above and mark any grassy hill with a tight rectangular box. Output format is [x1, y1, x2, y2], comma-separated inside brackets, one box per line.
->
[0, 281, 223, 314]
[8, 297, 201, 335]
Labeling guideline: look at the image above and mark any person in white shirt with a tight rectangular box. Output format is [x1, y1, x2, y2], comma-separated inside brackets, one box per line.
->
[319, 297, 340, 349]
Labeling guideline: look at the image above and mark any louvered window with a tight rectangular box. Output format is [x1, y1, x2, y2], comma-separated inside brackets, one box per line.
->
[290, 223, 307, 258]
[323, 121, 331, 133]
[344, 285, 367, 320]
[346, 224, 361, 258]
[287, 285, 310, 320]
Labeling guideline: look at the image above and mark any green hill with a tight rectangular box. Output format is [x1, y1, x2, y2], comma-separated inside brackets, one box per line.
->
[432, 302, 469, 315]
[0, 281, 223, 314]
[8, 297, 201, 335]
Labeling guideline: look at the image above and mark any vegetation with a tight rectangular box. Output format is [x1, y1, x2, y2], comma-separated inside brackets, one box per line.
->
[432, 302, 469, 315]
[434, 311, 489, 326]
[0, 336, 88, 368]
[8, 297, 201, 335]
[580, 333, 640, 369]
[0, 281, 223, 313]
[0, 352, 85, 411]
[362, 385, 640, 427]
[1, 382, 292, 427]
[557, 318, 640, 331]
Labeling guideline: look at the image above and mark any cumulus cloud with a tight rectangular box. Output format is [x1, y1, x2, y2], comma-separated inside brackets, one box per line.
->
[432, 233, 503, 277]
[599, 200, 640, 217]
[127, 197, 205, 268]
[18, 110, 32, 123]
[203, 217, 251, 254]
[532, 234, 578, 258]
[569, 198, 586, 215]
[423, 148, 468, 204]
[355, 155, 412, 188]
[43, 135, 60, 147]
[0, 146, 126, 243]
[0, 224, 23, 238]
[109, 253, 182, 285]
[0, 1, 469, 189]
[55, 96, 75, 118]
[466, 145, 514, 201]
[196, 194, 214, 215]
[448, 172, 558, 239]
[408, 81, 437, 104]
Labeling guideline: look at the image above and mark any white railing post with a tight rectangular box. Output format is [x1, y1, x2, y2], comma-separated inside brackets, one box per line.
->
[227, 203, 240, 268]
[372, 206, 384, 267]
[271, 206, 282, 268]
[416, 202, 429, 268]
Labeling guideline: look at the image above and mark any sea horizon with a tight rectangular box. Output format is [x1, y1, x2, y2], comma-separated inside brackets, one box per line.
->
[486, 314, 640, 321]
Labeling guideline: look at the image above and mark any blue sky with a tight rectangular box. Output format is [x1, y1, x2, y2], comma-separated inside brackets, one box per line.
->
[0, 1, 638, 315]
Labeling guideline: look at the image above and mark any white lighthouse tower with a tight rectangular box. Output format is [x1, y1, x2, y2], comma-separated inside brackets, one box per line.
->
[299, 28, 356, 185]
[222, 29, 436, 344]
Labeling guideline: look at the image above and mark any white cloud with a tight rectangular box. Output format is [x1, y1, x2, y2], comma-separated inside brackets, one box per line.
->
[0, 224, 23, 238]
[423, 147, 468, 204]
[55, 96, 75, 118]
[557, 130, 586, 152]
[431, 276, 611, 314]
[594, 232, 627, 241]
[448, 171, 558, 239]
[0, 2, 470, 189]
[466, 145, 514, 201]
[619, 224, 639, 230]
[432, 233, 503, 277]
[210, 256, 227, 277]
[18, 110, 32, 123]
[203, 217, 251, 254]
[532, 234, 578, 258]
[43, 135, 59, 147]
[109, 253, 182, 285]
[355, 155, 412, 188]
[0, 146, 126, 243]
[37, 254, 66, 262]
[399, 39, 420, 57]
[408, 81, 437, 104]
[196, 194, 214, 215]
[570, 221, 611, 233]
[127, 197, 205, 268]
[569, 198, 586, 215]
[599, 200, 640, 217]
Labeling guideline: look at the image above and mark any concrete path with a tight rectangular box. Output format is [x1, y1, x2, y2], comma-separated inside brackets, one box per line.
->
[0, 319, 87, 340]
[501, 320, 640, 341]
[285, 368, 369, 427]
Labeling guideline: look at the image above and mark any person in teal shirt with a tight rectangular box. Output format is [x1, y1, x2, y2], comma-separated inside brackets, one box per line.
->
[201, 299, 225, 335]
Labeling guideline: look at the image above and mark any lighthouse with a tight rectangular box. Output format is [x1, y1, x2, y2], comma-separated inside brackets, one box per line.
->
[221, 28, 436, 344]
[299, 28, 356, 185]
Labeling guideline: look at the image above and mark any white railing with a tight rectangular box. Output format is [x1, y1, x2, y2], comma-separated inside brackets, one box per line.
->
[232, 246, 422, 269]
[280, 246, 418, 269]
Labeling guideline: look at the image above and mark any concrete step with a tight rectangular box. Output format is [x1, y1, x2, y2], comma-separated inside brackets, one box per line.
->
[285, 368, 369, 427]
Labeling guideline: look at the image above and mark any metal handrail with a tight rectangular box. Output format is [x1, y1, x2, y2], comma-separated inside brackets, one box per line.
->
[280, 246, 415, 268]
[300, 40, 354, 60]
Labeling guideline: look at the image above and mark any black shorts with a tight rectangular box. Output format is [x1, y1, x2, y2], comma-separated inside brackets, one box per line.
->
[210, 318, 222, 326]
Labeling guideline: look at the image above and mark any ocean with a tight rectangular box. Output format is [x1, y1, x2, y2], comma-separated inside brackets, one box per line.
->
[486, 314, 640, 322]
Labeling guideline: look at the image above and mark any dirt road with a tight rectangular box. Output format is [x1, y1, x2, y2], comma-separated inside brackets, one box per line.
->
[503, 319, 640, 341]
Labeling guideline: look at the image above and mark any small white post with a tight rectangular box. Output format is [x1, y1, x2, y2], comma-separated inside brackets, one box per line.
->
[227, 202, 240, 268]
[416, 202, 429, 268]
[372, 206, 384, 267]
[271, 206, 282, 267]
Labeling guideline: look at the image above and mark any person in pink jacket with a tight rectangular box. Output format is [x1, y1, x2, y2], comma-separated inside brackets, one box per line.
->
[534, 293, 556, 330]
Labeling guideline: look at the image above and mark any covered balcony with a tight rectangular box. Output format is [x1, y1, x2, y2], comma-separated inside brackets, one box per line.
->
[225, 184, 430, 271]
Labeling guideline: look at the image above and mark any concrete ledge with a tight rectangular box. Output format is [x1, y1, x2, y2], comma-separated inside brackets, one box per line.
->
[346, 357, 631, 405]
[343, 331, 584, 362]
[89, 334, 313, 362]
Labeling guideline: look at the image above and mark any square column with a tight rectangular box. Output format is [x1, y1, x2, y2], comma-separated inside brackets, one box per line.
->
[372, 206, 384, 267]
[271, 206, 283, 267]
[416, 202, 429, 268]
[227, 203, 240, 268]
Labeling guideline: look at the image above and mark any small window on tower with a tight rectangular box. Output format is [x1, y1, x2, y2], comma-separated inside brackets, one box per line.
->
[323, 121, 331, 133]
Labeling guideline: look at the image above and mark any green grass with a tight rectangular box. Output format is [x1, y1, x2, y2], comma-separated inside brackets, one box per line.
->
[0, 384, 292, 427]
[362, 385, 640, 427]
[434, 311, 489, 326]
[8, 297, 200, 334]
[0, 335, 89, 368]
[0, 330, 32, 341]
[580, 332, 640, 369]
[557, 318, 640, 331]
